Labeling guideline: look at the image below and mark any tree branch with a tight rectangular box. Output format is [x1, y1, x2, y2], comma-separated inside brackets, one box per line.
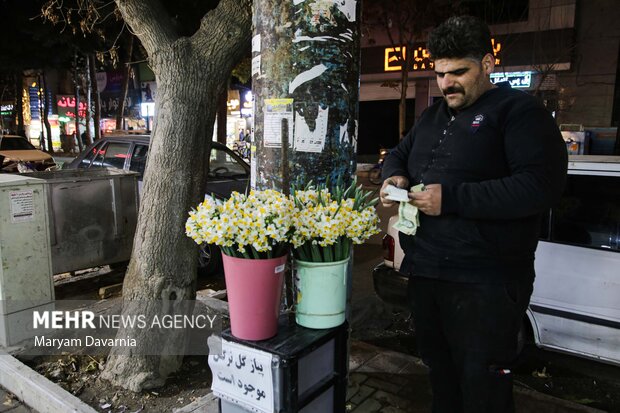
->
[114, 0, 177, 56]
[192, 0, 252, 65]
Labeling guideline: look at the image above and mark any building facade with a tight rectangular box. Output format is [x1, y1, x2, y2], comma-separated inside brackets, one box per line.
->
[357, 0, 620, 157]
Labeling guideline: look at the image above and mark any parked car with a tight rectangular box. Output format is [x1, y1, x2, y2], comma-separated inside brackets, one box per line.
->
[0, 134, 56, 172]
[64, 133, 250, 275]
[373, 155, 620, 367]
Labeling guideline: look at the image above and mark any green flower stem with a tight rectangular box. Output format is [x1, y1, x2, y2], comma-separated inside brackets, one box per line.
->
[311, 243, 322, 262]
[242, 249, 251, 259]
[335, 240, 343, 261]
[305, 243, 313, 260]
[342, 239, 351, 259]
[323, 245, 333, 262]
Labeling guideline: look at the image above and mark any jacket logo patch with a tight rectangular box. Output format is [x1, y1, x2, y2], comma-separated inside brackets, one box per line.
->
[471, 114, 484, 133]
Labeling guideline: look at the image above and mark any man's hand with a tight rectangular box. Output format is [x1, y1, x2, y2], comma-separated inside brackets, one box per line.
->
[409, 184, 442, 216]
[380, 176, 410, 207]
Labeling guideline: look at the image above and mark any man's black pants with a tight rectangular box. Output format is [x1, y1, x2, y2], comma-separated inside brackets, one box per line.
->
[408, 276, 533, 413]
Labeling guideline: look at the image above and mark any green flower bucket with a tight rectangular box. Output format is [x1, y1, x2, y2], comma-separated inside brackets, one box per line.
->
[294, 256, 350, 329]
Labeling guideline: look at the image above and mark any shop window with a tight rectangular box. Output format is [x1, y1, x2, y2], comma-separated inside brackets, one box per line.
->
[460, 0, 528, 24]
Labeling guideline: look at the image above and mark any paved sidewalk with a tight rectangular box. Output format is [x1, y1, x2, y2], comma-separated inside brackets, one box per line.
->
[175, 339, 605, 413]
[346, 340, 605, 413]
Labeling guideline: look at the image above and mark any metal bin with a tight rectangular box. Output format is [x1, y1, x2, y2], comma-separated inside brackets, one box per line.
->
[21, 168, 139, 274]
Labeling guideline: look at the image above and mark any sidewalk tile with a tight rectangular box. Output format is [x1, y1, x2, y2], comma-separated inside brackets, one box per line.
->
[352, 397, 382, 413]
[357, 352, 412, 374]
[349, 385, 376, 405]
[364, 377, 402, 394]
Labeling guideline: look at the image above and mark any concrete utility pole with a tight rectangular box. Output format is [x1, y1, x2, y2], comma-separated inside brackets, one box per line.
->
[252, 0, 361, 192]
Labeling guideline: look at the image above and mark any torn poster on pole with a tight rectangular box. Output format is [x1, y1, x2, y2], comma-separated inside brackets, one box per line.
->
[294, 104, 328, 153]
[263, 98, 294, 148]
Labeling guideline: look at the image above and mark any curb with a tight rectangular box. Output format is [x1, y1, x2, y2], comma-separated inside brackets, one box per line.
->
[513, 386, 606, 413]
[173, 392, 219, 413]
[0, 350, 97, 413]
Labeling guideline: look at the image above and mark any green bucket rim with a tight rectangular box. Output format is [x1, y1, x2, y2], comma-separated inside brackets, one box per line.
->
[294, 256, 351, 268]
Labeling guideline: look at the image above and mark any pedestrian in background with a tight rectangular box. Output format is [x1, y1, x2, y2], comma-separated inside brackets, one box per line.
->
[380, 15, 567, 413]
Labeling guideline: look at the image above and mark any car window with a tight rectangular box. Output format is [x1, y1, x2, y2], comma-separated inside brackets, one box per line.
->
[0, 137, 36, 150]
[129, 144, 148, 175]
[78, 143, 102, 169]
[91, 142, 130, 170]
[209, 147, 247, 177]
[550, 174, 620, 251]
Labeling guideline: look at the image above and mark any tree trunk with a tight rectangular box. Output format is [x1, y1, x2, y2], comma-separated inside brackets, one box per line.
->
[74, 51, 83, 153]
[41, 72, 54, 152]
[399, 64, 408, 139]
[84, 56, 93, 145]
[101, 0, 251, 392]
[14, 71, 25, 137]
[252, 0, 361, 191]
[37, 75, 46, 152]
[89, 54, 102, 141]
[116, 35, 134, 130]
[15, 70, 26, 138]
[101, 52, 216, 392]
[217, 86, 227, 145]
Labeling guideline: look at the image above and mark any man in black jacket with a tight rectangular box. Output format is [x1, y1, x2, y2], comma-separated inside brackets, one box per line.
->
[380, 16, 567, 413]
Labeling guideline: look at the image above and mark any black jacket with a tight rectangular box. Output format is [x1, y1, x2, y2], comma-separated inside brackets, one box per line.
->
[383, 85, 568, 283]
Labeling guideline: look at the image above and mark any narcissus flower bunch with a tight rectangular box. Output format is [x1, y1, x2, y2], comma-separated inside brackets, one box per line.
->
[290, 177, 380, 262]
[185, 189, 294, 259]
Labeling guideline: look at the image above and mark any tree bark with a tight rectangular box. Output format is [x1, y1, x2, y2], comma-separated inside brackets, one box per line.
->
[217, 86, 227, 145]
[41, 72, 54, 152]
[101, 0, 251, 392]
[399, 63, 408, 139]
[89, 54, 102, 140]
[84, 56, 93, 146]
[116, 35, 134, 130]
[74, 51, 83, 153]
[14, 71, 25, 137]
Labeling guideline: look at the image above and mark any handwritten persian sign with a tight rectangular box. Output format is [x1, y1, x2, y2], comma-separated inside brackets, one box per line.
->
[209, 338, 274, 412]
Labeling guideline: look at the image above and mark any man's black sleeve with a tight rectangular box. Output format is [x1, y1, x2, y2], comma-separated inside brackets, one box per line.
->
[442, 104, 568, 220]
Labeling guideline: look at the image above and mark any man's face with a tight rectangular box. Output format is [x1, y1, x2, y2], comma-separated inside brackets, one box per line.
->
[434, 54, 494, 110]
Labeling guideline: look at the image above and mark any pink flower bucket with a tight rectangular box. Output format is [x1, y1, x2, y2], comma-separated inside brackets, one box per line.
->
[222, 253, 287, 341]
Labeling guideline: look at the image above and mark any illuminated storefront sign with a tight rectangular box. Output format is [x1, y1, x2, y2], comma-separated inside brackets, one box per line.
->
[490, 71, 532, 88]
[56, 95, 87, 119]
[384, 38, 502, 72]
[1, 104, 14, 115]
[140, 102, 155, 117]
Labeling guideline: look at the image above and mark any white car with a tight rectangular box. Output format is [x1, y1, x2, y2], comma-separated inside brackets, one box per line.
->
[373, 155, 620, 366]
[0, 135, 56, 172]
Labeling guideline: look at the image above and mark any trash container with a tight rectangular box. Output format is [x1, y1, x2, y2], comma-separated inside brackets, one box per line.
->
[20, 168, 139, 274]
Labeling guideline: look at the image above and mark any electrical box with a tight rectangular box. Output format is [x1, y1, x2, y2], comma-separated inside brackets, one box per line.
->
[0, 174, 55, 347]
[210, 316, 348, 413]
